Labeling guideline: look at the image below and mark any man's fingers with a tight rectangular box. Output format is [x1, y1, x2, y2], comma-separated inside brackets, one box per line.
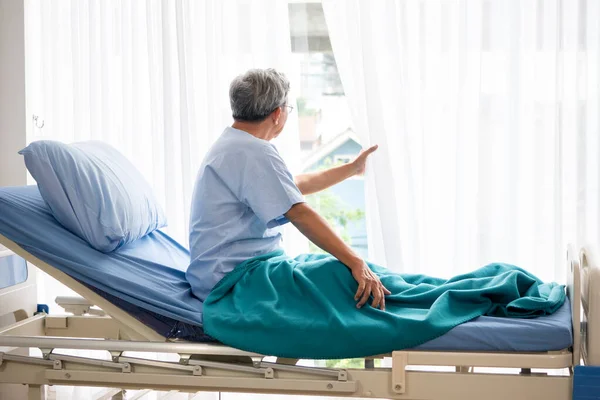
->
[382, 285, 391, 295]
[355, 280, 366, 301]
[357, 284, 372, 308]
[364, 144, 379, 156]
[371, 287, 381, 309]
[371, 289, 382, 310]
[358, 144, 378, 160]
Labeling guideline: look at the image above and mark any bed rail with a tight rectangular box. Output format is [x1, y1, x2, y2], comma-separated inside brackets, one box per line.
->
[580, 245, 600, 366]
[0, 336, 261, 358]
[567, 244, 581, 366]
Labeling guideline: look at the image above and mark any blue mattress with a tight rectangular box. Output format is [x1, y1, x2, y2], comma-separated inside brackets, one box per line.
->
[0, 186, 573, 352]
[0, 185, 207, 340]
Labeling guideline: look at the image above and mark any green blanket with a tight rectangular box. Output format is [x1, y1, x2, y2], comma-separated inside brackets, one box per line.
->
[203, 251, 565, 359]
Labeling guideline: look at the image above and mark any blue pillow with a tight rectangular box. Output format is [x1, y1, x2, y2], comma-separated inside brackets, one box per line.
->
[19, 140, 167, 252]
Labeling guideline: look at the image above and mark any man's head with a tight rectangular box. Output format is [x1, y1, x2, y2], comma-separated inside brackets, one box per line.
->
[229, 68, 291, 138]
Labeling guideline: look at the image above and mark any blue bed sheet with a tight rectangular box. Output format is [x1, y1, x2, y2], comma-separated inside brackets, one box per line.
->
[0, 186, 573, 352]
[417, 296, 572, 351]
[0, 185, 205, 331]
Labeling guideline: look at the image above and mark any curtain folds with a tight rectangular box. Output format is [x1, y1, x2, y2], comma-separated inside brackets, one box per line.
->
[323, 0, 600, 282]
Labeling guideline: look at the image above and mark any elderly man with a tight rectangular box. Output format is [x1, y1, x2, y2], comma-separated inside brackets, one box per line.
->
[187, 68, 388, 308]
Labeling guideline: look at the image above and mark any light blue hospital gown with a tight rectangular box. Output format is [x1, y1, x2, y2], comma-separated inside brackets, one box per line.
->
[187, 126, 305, 301]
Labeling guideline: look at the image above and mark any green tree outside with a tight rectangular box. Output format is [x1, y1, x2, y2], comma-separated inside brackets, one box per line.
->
[305, 156, 364, 253]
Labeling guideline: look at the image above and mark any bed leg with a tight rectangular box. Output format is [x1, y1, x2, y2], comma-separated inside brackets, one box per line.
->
[27, 384, 45, 400]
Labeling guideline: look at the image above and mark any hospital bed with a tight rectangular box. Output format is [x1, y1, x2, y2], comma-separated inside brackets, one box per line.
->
[0, 186, 598, 400]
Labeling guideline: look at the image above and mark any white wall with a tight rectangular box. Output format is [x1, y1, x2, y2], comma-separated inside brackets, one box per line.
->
[0, 2, 29, 398]
[0, 0, 27, 187]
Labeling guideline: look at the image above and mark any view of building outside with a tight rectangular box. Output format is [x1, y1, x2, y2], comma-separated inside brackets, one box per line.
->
[289, 1, 368, 260]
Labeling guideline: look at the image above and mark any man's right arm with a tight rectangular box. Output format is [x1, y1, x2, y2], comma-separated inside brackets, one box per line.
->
[284, 202, 390, 310]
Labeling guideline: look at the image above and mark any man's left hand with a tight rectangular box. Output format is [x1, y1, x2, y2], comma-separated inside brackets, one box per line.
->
[352, 144, 378, 175]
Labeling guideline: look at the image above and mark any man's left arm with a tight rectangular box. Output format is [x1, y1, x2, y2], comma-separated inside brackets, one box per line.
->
[294, 144, 378, 195]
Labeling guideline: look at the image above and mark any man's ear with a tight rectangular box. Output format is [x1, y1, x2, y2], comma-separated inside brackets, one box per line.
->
[271, 107, 282, 124]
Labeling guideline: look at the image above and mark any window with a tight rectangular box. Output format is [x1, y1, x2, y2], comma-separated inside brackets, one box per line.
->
[0, 248, 28, 289]
[289, 1, 369, 261]
[286, 0, 374, 372]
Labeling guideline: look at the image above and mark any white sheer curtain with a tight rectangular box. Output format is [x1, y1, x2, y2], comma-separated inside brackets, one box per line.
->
[323, 0, 600, 283]
[25, 0, 306, 309]
[25, 1, 304, 399]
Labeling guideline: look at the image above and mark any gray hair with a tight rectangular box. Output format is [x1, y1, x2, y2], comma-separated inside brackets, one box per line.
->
[229, 68, 290, 122]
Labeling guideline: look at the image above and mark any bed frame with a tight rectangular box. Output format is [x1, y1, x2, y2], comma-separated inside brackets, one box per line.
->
[0, 232, 595, 400]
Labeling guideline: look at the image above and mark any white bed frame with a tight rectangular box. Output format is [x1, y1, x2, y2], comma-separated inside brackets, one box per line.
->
[0, 232, 596, 400]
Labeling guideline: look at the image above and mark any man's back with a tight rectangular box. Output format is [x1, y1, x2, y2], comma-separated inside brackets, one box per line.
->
[187, 126, 303, 301]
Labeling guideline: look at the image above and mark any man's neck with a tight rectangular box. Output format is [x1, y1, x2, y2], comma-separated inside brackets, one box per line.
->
[231, 121, 273, 141]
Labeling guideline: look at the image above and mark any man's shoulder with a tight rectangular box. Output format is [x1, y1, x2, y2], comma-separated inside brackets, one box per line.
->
[200, 143, 270, 179]
[212, 130, 278, 161]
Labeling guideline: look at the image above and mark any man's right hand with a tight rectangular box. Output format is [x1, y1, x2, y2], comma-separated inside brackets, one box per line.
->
[350, 261, 391, 311]
[285, 203, 391, 311]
